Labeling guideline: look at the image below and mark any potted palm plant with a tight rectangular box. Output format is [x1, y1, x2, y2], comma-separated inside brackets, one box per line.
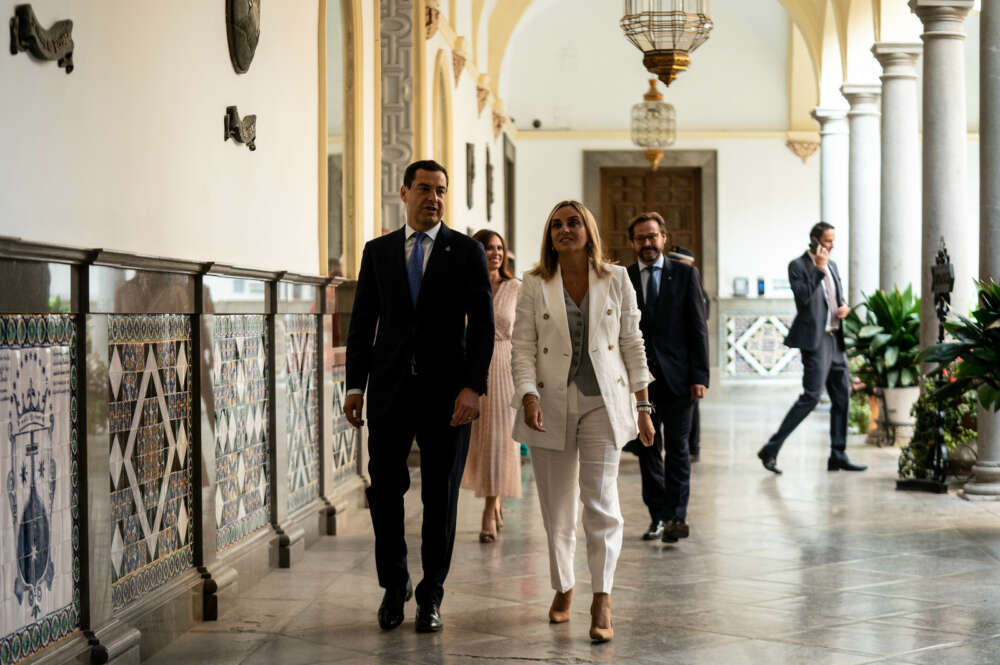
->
[843, 286, 922, 430]
[921, 279, 1000, 411]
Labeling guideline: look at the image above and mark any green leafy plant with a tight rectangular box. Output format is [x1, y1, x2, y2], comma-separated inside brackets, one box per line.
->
[849, 388, 871, 434]
[898, 377, 978, 480]
[920, 279, 1000, 411]
[843, 286, 921, 388]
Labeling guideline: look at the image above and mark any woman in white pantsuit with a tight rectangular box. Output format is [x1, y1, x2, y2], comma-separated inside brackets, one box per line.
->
[511, 200, 654, 643]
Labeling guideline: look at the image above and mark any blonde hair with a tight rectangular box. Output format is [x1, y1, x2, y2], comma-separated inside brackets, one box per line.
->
[529, 200, 611, 280]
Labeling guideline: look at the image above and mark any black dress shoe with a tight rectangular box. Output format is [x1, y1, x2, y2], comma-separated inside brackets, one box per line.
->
[690, 452, 700, 463]
[757, 448, 782, 474]
[622, 438, 642, 456]
[641, 520, 665, 540]
[661, 519, 689, 543]
[415, 603, 443, 633]
[828, 455, 868, 472]
[377, 579, 412, 630]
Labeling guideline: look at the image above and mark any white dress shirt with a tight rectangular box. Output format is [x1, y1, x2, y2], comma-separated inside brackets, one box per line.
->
[405, 221, 441, 274]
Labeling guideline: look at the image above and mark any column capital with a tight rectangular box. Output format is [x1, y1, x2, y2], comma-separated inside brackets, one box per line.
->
[909, 0, 973, 35]
[841, 83, 882, 116]
[872, 42, 922, 80]
[811, 107, 849, 135]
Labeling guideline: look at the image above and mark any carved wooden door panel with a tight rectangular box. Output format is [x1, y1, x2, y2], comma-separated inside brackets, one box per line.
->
[599, 167, 702, 268]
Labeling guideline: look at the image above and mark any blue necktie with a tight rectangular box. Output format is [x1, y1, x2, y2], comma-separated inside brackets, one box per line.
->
[408, 232, 427, 306]
[645, 265, 659, 311]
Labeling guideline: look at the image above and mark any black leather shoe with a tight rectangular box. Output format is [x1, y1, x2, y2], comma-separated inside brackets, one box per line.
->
[377, 579, 412, 630]
[661, 519, 689, 543]
[641, 520, 665, 540]
[828, 455, 868, 472]
[757, 448, 782, 474]
[415, 603, 443, 633]
[622, 438, 642, 456]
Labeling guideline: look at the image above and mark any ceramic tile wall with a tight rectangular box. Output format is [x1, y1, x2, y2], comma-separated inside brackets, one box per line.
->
[725, 314, 803, 377]
[0, 316, 80, 665]
[108, 315, 193, 610]
[211, 316, 270, 552]
[284, 315, 319, 514]
[328, 367, 358, 488]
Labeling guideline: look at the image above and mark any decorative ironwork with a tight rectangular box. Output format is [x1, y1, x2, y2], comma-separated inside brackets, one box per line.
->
[9, 4, 74, 74]
[226, 0, 260, 74]
[631, 79, 675, 170]
[621, 0, 713, 87]
[224, 106, 256, 151]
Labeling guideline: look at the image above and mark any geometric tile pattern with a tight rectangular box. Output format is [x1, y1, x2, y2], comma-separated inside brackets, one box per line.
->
[284, 315, 319, 514]
[328, 366, 358, 488]
[725, 314, 803, 377]
[108, 315, 193, 610]
[211, 315, 269, 552]
[0, 315, 79, 665]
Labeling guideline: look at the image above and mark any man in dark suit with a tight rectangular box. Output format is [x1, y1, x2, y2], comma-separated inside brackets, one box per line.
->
[756, 222, 866, 474]
[626, 212, 709, 544]
[344, 160, 495, 633]
[667, 246, 709, 462]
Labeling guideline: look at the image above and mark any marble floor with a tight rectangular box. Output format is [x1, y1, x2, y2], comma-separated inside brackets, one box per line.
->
[147, 385, 1000, 664]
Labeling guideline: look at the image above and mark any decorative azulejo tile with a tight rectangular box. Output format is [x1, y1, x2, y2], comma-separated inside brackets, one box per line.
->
[725, 314, 803, 377]
[108, 315, 193, 610]
[328, 366, 358, 488]
[212, 316, 269, 552]
[0, 315, 80, 665]
[285, 315, 319, 514]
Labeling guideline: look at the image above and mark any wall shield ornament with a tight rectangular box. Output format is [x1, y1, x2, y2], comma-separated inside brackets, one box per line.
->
[225, 106, 256, 151]
[226, 0, 260, 74]
[9, 4, 74, 73]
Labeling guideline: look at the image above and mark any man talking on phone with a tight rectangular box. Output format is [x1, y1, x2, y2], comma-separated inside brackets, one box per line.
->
[756, 222, 866, 474]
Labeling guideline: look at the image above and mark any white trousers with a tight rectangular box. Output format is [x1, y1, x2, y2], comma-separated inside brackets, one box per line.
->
[531, 384, 624, 594]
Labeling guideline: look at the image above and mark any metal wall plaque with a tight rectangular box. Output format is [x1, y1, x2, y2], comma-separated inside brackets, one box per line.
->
[9, 4, 74, 73]
[226, 0, 260, 74]
[224, 106, 256, 151]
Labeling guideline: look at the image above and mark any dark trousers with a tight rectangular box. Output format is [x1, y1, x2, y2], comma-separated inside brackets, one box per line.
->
[688, 401, 701, 457]
[636, 381, 694, 523]
[365, 376, 471, 607]
[762, 332, 849, 458]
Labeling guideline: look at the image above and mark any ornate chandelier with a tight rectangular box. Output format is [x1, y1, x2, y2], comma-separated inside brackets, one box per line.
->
[631, 79, 675, 170]
[621, 0, 713, 87]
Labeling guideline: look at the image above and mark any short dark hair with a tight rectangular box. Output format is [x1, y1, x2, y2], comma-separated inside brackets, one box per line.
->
[472, 229, 513, 280]
[809, 221, 834, 240]
[627, 211, 668, 240]
[403, 160, 449, 188]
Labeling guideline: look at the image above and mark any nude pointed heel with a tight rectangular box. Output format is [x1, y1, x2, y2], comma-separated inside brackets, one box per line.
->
[589, 593, 613, 643]
[548, 588, 573, 623]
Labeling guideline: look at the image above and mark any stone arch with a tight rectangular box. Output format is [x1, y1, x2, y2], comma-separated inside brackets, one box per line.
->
[433, 49, 456, 222]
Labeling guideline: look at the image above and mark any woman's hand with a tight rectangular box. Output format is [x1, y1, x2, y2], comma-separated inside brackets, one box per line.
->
[523, 395, 547, 432]
[638, 411, 655, 447]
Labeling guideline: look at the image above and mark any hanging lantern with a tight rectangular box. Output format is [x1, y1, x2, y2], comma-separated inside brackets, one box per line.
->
[621, 0, 713, 87]
[631, 79, 675, 170]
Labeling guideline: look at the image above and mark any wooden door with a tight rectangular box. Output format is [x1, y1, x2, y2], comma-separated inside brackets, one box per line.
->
[599, 167, 702, 268]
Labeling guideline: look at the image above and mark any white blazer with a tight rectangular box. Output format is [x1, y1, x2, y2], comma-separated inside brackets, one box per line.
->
[511, 263, 651, 451]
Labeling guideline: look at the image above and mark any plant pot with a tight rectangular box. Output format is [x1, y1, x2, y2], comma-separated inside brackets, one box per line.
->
[882, 386, 920, 426]
[868, 394, 880, 432]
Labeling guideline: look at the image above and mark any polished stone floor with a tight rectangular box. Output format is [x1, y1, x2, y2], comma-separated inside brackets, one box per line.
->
[147, 385, 1000, 664]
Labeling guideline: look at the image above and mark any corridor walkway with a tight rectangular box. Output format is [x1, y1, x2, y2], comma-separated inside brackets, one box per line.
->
[148, 385, 1000, 664]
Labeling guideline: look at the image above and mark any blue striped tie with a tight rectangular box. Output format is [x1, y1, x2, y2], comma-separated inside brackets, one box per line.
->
[408, 232, 427, 306]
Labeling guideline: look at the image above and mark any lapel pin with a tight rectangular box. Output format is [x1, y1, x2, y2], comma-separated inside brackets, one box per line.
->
[445, 246, 452, 252]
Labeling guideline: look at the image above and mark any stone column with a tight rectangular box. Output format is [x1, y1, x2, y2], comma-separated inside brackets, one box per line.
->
[381, 0, 415, 231]
[872, 44, 923, 295]
[965, 0, 1000, 498]
[909, 0, 977, 349]
[810, 108, 850, 290]
[841, 84, 882, 305]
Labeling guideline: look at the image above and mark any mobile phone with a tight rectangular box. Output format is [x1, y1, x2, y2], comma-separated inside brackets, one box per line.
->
[808, 236, 819, 253]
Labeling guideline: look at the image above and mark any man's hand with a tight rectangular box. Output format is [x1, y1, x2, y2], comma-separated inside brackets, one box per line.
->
[523, 395, 546, 432]
[690, 384, 707, 400]
[450, 388, 480, 427]
[344, 394, 365, 428]
[638, 412, 655, 446]
[836, 303, 851, 319]
[814, 245, 830, 270]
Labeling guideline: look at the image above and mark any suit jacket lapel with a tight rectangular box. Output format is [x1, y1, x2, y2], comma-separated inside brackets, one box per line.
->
[541, 265, 572, 353]
[654, 258, 672, 311]
[415, 225, 450, 311]
[588, 266, 611, 348]
[392, 228, 414, 313]
[627, 263, 644, 309]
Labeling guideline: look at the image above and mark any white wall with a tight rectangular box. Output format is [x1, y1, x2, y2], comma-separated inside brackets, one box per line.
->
[514, 136, 822, 297]
[499, 0, 789, 131]
[327, 0, 345, 136]
[0, 0, 321, 274]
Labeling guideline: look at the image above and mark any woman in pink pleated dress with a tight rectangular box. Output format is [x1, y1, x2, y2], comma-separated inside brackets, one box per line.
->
[462, 229, 522, 543]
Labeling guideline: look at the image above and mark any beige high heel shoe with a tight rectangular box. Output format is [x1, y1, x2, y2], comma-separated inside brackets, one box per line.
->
[548, 588, 573, 623]
[589, 593, 613, 643]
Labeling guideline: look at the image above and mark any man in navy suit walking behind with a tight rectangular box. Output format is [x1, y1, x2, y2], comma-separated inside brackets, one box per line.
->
[344, 160, 495, 633]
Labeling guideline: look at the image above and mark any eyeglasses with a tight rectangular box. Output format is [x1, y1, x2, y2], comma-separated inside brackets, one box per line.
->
[634, 233, 661, 244]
